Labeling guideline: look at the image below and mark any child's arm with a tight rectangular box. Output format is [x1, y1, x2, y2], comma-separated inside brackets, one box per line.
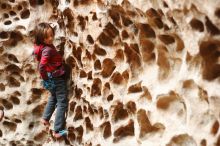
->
[39, 47, 52, 80]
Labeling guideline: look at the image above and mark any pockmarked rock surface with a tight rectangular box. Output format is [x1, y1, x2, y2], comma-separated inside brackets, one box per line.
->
[0, 0, 220, 146]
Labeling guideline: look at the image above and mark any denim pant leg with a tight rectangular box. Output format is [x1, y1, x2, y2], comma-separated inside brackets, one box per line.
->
[42, 92, 57, 121]
[54, 78, 68, 132]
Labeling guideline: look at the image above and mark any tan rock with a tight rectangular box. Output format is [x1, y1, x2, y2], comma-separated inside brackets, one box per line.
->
[0, 0, 220, 145]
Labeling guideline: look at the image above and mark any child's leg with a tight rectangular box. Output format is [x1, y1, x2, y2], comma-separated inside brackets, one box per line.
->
[54, 79, 68, 132]
[42, 92, 57, 123]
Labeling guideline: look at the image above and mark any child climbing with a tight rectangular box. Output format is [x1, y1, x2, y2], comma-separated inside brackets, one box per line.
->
[33, 22, 68, 138]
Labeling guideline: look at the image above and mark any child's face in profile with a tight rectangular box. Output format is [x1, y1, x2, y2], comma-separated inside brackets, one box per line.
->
[44, 28, 54, 45]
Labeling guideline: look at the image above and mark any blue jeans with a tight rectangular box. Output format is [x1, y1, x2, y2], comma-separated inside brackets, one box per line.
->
[42, 78, 68, 132]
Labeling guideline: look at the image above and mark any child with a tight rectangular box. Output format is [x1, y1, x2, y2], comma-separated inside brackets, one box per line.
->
[33, 23, 68, 138]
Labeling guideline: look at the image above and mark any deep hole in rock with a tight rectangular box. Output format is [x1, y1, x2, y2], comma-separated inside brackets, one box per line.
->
[4, 21, 12, 25]
[9, 11, 16, 16]
[9, 96, 20, 105]
[2, 99, 13, 110]
[3, 13, 9, 18]
[29, 0, 44, 7]
[20, 9, 30, 19]
[3, 121, 17, 131]
[205, 16, 220, 35]
[215, 8, 220, 18]
[190, 18, 204, 32]
[0, 31, 9, 39]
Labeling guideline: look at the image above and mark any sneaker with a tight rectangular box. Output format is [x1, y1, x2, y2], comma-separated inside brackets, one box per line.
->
[53, 129, 68, 138]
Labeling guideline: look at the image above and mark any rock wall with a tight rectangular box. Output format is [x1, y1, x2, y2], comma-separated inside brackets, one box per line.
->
[0, 0, 220, 146]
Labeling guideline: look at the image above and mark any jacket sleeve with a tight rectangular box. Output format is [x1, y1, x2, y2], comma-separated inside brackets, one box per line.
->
[39, 47, 51, 80]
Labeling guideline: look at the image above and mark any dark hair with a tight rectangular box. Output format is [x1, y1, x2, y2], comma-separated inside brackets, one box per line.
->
[34, 23, 54, 45]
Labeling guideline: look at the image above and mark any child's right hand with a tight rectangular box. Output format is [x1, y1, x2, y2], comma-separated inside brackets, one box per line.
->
[41, 79, 55, 91]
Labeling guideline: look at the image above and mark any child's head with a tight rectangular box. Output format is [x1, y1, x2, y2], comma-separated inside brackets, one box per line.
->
[34, 23, 55, 45]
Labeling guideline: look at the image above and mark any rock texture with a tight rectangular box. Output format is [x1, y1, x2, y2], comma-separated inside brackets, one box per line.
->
[0, 0, 220, 146]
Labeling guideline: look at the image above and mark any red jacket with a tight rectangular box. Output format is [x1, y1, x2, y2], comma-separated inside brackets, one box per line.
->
[33, 44, 65, 80]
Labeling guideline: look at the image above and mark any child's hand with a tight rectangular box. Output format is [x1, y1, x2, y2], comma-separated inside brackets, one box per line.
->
[41, 79, 55, 91]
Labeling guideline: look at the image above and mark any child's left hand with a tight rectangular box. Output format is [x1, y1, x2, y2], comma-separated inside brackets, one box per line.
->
[41, 79, 55, 91]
